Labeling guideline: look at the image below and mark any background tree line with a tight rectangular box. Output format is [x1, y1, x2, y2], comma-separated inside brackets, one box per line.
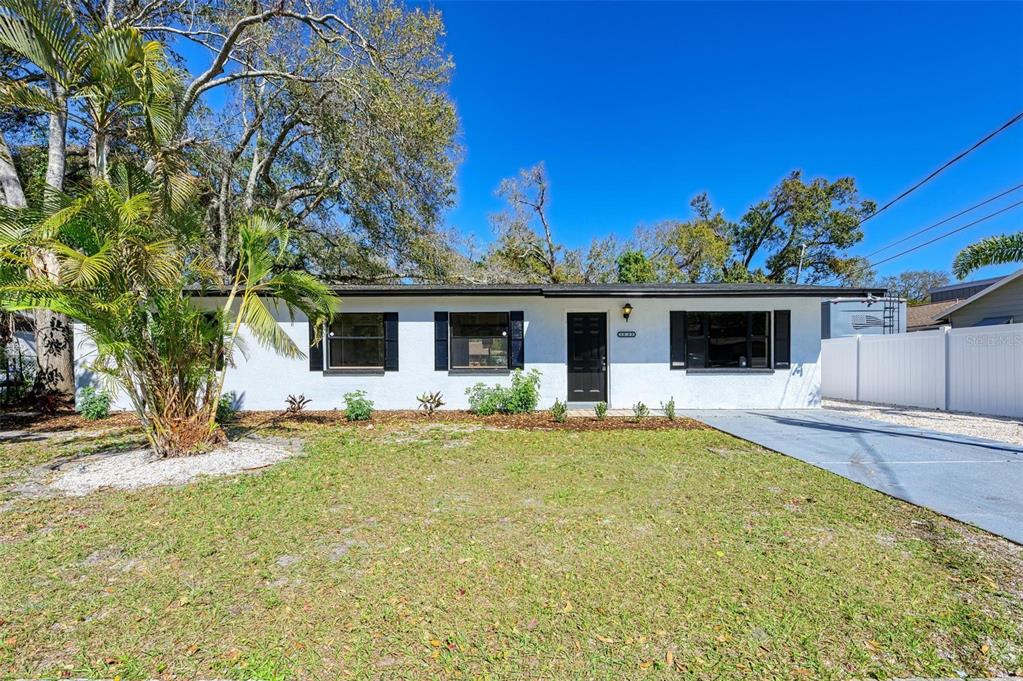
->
[462, 162, 961, 304]
[460, 162, 880, 287]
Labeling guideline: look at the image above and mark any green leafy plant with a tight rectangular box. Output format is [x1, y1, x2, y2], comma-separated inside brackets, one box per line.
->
[662, 396, 676, 421]
[594, 401, 608, 420]
[465, 383, 504, 416]
[504, 369, 542, 414]
[465, 369, 542, 415]
[417, 391, 445, 416]
[77, 386, 112, 420]
[343, 390, 374, 421]
[550, 398, 567, 423]
[633, 401, 650, 420]
[217, 391, 239, 424]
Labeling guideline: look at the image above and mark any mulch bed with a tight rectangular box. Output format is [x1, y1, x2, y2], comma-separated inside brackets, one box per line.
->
[233, 409, 708, 432]
[1, 409, 139, 433]
[3, 408, 707, 434]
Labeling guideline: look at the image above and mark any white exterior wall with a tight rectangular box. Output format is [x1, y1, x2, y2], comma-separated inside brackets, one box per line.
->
[821, 324, 1023, 418]
[75, 294, 825, 411]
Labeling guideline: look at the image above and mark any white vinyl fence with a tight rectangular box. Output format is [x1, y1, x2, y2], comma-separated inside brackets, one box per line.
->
[821, 324, 1023, 418]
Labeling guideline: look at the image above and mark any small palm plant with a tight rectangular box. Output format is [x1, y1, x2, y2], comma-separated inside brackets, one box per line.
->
[0, 166, 336, 457]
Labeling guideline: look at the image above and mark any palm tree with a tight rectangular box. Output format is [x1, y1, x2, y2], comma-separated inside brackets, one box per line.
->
[0, 0, 180, 399]
[0, 165, 336, 456]
[953, 232, 1023, 279]
[0, 0, 177, 180]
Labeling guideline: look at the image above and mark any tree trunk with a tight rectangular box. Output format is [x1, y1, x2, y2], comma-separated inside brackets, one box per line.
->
[88, 130, 108, 180]
[31, 308, 75, 397]
[31, 88, 76, 399]
[148, 413, 227, 458]
[46, 84, 67, 195]
[0, 132, 27, 209]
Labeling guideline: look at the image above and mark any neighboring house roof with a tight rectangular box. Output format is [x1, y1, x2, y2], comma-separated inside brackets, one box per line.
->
[928, 275, 1005, 303]
[313, 283, 887, 298]
[936, 268, 1023, 321]
[906, 299, 959, 330]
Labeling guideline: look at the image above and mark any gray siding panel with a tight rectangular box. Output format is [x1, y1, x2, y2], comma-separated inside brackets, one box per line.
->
[948, 275, 1023, 327]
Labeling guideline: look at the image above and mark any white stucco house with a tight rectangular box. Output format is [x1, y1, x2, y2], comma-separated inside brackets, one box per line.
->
[75, 282, 884, 411]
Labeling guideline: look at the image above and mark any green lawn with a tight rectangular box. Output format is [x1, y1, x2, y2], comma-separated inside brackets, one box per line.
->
[0, 419, 1020, 679]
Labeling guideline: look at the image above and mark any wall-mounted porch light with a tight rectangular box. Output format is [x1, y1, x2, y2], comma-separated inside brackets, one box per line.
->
[622, 302, 634, 322]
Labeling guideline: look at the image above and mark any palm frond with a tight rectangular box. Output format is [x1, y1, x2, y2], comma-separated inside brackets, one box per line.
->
[953, 232, 1023, 278]
[53, 240, 113, 287]
[0, 0, 82, 84]
[0, 79, 57, 113]
[238, 292, 303, 358]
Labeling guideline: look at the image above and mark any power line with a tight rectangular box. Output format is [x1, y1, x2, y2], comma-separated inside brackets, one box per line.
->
[861, 110, 1023, 224]
[855, 199, 1023, 275]
[861, 181, 1023, 260]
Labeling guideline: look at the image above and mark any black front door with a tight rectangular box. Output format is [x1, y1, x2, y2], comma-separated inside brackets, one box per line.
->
[567, 312, 607, 402]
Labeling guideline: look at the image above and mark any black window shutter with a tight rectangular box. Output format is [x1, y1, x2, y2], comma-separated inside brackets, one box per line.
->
[308, 320, 324, 372]
[669, 311, 686, 369]
[509, 311, 524, 370]
[434, 311, 448, 371]
[774, 310, 791, 369]
[383, 312, 399, 371]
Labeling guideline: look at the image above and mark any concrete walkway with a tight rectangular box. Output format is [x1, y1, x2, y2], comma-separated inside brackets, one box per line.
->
[683, 409, 1023, 544]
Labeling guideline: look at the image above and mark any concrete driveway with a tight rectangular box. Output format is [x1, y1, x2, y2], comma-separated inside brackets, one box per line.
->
[683, 409, 1023, 544]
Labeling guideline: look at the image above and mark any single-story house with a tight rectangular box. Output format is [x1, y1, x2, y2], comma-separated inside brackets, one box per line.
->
[936, 268, 1023, 328]
[75, 282, 884, 411]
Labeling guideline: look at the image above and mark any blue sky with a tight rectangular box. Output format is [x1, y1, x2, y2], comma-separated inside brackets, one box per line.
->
[432, 1, 1023, 281]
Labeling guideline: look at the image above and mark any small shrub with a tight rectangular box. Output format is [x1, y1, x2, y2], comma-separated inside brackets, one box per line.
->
[417, 391, 445, 416]
[594, 401, 608, 420]
[550, 398, 567, 423]
[465, 369, 542, 415]
[77, 386, 111, 420]
[505, 369, 542, 414]
[343, 390, 374, 421]
[632, 401, 650, 420]
[285, 394, 311, 414]
[216, 390, 239, 423]
[465, 382, 505, 416]
[662, 396, 676, 421]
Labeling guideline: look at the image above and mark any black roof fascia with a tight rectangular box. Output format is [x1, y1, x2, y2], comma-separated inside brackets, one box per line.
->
[189, 284, 886, 298]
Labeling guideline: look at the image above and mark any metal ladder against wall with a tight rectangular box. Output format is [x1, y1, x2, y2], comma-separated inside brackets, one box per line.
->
[881, 296, 899, 334]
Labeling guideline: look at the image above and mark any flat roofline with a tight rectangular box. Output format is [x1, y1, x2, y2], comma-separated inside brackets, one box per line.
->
[190, 283, 887, 298]
[928, 275, 1004, 294]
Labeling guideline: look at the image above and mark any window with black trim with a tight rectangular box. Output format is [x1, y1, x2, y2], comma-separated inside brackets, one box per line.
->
[327, 313, 385, 369]
[449, 312, 509, 370]
[682, 311, 770, 369]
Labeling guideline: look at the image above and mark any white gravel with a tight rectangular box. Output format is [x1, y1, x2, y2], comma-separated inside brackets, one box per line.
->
[824, 399, 1023, 446]
[46, 440, 296, 497]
